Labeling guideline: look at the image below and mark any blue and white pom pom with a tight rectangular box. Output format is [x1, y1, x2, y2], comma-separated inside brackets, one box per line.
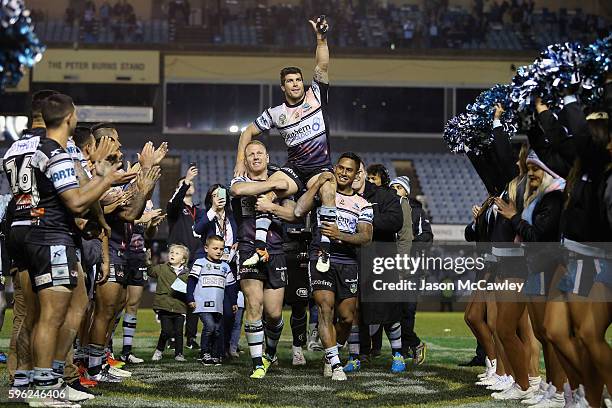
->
[0, 0, 46, 91]
[467, 84, 518, 138]
[579, 33, 611, 107]
[510, 42, 583, 114]
[443, 113, 495, 155]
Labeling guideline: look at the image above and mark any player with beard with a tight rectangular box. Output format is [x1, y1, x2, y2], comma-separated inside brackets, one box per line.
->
[295, 152, 373, 381]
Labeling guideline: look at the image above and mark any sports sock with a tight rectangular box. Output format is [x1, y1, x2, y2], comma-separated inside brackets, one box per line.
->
[385, 322, 402, 355]
[51, 360, 65, 379]
[317, 206, 337, 252]
[87, 344, 105, 376]
[348, 324, 360, 359]
[255, 213, 272, 250]
[33, 367, 57, 388]
[290, 311, 307, 347]
[264, 319, 284, 359]
[14, 370, 30, 387]
[122, 313, 137, 356]
[325, 346, 341, 369]
[244, 320, 264, 368]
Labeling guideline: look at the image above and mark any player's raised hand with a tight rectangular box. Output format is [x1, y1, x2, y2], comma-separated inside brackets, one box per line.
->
[104, 188, 135, 214]
[153, 142, 169, 166]
[137, 166, 162, 193]
[150, 213, 166, 227]
[90, 136, 118, 163]
[138, 141, 155, 169]
[138, 208, 162, 224]
[309, 15, 328, 39]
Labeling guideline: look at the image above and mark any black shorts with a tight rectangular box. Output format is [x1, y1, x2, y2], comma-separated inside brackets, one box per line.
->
[108, 263, 127, 286]
[309, 260, 359, 300]
[279, 162, 333, 192]
[239, 254, 287, 289]
[7, 226, 30, 272]
[0, 235, 9, 283]
[84, 263, 97, 300]
[284, 249, 310, 305]
[125, 256, 148, 286]
[24, 243, 80, 292]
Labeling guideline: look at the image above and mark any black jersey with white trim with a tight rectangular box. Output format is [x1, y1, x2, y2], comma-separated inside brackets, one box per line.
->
[254, 79, 331, 170]
[230, 173, 284, 255]
[0, 128, 46, 226]
[26, 138, 80, 246]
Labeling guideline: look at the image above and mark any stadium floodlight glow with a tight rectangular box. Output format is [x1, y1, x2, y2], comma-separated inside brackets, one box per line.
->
[229, 125, 239, 133]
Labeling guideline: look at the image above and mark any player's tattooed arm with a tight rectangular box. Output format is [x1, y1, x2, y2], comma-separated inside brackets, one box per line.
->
[320, 222, 373, 245]
[255, 197, 299, 223]
[313, 65, 328, 85]
[294, 176, 327, 218]
[116, 167, 161, 222]
[309, 17, 329, 84]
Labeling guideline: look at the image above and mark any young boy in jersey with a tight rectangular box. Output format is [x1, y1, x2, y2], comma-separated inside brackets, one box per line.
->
[187, 235, 237, 366]
[149, 244, 190, 362]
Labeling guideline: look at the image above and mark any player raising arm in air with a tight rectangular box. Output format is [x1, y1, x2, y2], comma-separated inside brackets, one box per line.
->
[233, 16, 337, 273]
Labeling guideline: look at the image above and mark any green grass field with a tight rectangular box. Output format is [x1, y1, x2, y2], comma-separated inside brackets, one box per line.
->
[0, 309, 601, 407]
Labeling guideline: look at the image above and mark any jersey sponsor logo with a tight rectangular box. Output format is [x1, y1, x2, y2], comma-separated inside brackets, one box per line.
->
[4, 137, 40, 157]
[201, 275, 225, 287]
[280, 166, 299, 179]
[303, 102, 312, 112]
[50, 245, 68, 265]
[239, 266, 256, 275]
[312, 117, 321, 132]
[336, 213, 358, 234]
[311, 279, 332, 288]
[296, 288, 308, 298]
[15, 193, 33, 208]
[50, 148, 63, 157]
[284, 124, 312, 146]
[51, 167, 76, 183]
[34, 273, 52, 287]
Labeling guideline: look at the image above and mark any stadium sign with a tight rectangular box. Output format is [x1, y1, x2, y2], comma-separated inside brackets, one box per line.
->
[76, 106, 153, 123]
[33, 49, 159, 84]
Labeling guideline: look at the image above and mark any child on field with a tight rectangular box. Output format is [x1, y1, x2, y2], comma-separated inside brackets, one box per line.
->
[148, 244, 190, 362]
[187, 235, 237, 366]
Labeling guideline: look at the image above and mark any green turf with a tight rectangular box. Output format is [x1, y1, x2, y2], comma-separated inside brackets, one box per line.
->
[0, 309, 602, 407]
